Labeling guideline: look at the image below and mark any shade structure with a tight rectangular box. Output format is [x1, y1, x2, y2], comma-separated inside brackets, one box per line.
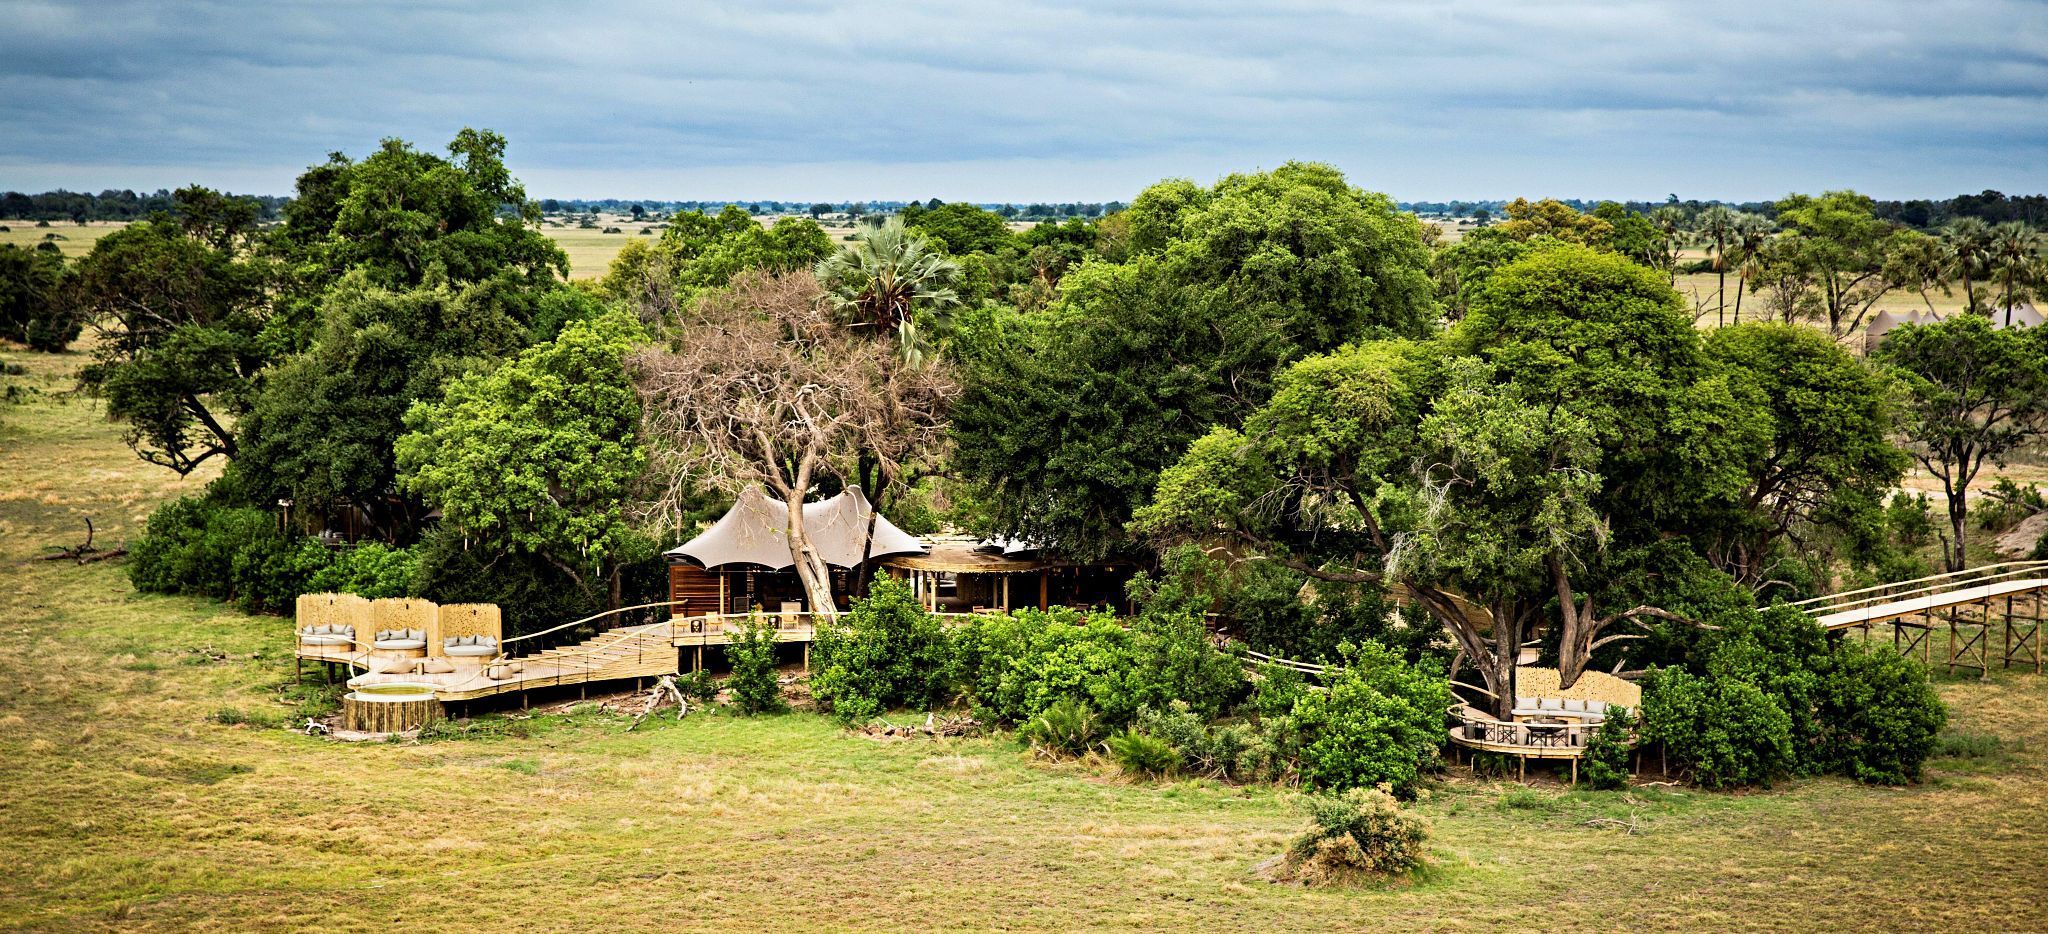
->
[666, 484, 926, 571]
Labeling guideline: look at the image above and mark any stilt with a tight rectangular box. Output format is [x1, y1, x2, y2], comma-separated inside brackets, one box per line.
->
[1570, 758, 1578, 786]
[1518, 757, 1526, 783]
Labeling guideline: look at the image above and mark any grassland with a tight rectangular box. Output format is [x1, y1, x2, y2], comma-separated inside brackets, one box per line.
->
[5, 347, 2048, 932]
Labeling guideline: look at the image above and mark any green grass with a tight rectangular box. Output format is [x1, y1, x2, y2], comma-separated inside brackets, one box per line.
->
[6, 345, 2048, 930]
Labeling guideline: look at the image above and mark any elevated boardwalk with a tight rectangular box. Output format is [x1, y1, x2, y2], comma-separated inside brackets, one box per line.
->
[1791, 561, 2048, 676]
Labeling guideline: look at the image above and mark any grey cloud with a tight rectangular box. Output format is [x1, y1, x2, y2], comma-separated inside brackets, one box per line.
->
[0, 0, 2043, 200]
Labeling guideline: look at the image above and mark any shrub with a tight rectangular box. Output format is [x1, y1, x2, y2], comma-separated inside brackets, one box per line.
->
[675, 669, 718, 704]
[723, 613, 785, 715]
[811, 576, 954, 723]
[1290, 642, 1452, 797]
[954, 602, 1245, 729]
[305, 542, 420, 598]
[1283, 787, 1430, 883]
[1018, 698, 1100, 756]
[1640, 667, 1795, 789]
[128, 495, 330, 613]
[1251, 663, 1308, 720]
[1137, 701, 1253, 780]
[1815, 644, 1946, 784]
[956, 608, 1140, 725]
[1582, 706, 1635, 790]
[1107, 731, 1178, 778]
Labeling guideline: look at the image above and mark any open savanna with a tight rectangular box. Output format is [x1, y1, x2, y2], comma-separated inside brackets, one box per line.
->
[0, 221, 128, 260]
[4, 346, 2048, 932]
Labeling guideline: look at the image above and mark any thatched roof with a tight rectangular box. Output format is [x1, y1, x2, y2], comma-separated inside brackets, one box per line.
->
[665, 485, 926, 571]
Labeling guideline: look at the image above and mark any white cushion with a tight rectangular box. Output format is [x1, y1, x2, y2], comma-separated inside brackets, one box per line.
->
[445, 644, 497, 657]
[1563, 698, 1587, 712]
[300, 634, 352, 647]
[1515, 696, 1535, 710]
[373, 639, 427, 651]
[1540, 697, 1564, 711]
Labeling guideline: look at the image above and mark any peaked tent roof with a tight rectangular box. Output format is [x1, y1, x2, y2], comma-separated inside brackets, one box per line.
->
[666, 484, 926, 571]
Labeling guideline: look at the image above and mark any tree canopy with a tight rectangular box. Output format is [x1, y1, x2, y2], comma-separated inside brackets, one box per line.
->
[952, 163, 1438, 560]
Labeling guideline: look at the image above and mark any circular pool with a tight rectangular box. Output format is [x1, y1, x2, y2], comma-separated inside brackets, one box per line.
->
[341, 682, 443, 733]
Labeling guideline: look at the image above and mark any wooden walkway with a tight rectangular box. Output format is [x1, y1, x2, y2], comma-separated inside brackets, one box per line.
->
[1793, 561, 2048, 676]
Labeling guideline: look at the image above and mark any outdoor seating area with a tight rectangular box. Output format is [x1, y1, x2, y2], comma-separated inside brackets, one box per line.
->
[1446, 667, 1641, 782]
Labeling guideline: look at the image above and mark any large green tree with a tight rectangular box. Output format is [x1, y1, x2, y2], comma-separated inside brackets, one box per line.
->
[599, 205, 831, 319]
[1696, 323, 1906, 586]
[68, 189, 272, 473]
[1769, 191, 1907, 337]
[1875, 315, 2048, 571]
[230, 272, 533, 541]
[952, 163, 1436, 559]
[0, 242, 75, 351]
[397, 311, 647, 606]
[1137, 245, 1751, 716]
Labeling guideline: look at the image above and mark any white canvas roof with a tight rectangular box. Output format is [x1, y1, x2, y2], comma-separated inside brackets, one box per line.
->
[666, 484, 926, 571]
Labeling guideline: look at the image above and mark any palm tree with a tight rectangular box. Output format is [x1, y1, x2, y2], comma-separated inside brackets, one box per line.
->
[1941, 218, 1994, 314]
[1988, 221, 2044, 326]
[814, 217, 961, 365]
[1883, 231, 1950, 314]
[1731, 214, 1773, 324]
[1647, 206, 1689, 285]
[1695, 205, 1740, 326]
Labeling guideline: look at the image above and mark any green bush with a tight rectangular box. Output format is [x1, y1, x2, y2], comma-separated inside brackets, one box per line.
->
[723, 613, 785, 715]
[1018, 697, 1100, 756]
[1815, 644, 1946, 784]
[1640, 667, 1795, 789]
[811, 576, 954, 723]
[954, 603, 1245, 729]
[675, 669, 718, 704]
[1581, 706, 1635, 790]
[1289, 641, 1452, 797]
[305, 542, 420, 598]
[1107, 731, 1179, 778]
[1285, 787, 1430, 882]
[1136, 700, 1253, 780]
[128, 495, 330, 613]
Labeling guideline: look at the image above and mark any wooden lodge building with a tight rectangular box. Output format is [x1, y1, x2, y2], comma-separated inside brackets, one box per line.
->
[664, 485, 1134, 617]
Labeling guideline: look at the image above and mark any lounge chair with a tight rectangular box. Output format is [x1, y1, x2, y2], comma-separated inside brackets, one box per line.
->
[442, 634, 499, 658]
[372, 628, 428, 651]
[297, 623, 355, 647]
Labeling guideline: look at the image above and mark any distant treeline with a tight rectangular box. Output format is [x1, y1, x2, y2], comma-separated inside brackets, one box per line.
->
[538, 197, 1130, 222]
[1402, 190, 2047, 229]
[8, 187, 2038, 230]
[0, 188, 288, 223]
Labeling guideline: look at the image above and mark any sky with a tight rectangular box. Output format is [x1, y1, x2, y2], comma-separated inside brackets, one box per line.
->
[1, 1, 2045, 203]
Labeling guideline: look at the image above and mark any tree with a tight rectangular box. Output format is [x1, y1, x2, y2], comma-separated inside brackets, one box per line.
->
[1698, 324, 1906, 585]
[1694, 205, 1740, 326]
[953, 163, 1436, 559]
[1988, 221, 2043, 325]
[1730, 213, 1773, 323]
[68, 191, 271, 473]
[1136, 245, 1741, 716]
[1494, 197, 1614, 248]
[0, 243, 75, 351]
[1875, 316, 2048, 571]
[231, 272, 532, 541]
[813, 217, 961, 360]
[899, 201, 1013, 256]
[1941, 217, 1995, 313]
[397, 311, 647, 607]
[1771, 191, 1903, 338]
[1882, 230, 1951, 314]
[601, 206, 831, 322]
[631, 272, 955, 615]
[1647, 206, 1690, 283]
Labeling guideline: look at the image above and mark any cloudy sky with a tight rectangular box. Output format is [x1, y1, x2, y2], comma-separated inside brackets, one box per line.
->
[2, 1, 2044, 202]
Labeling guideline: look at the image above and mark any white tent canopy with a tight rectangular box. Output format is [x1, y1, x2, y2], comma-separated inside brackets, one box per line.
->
[666, 484, 926, 571]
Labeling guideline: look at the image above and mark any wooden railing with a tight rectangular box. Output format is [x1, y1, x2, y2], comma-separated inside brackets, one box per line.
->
[1788, 560, 2048, 619]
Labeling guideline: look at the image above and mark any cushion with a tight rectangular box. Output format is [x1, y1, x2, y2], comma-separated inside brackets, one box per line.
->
[1515, 696, 1535, 710]
[300, 634, 352, 647]
[1540, 697, 1564, 711]
[373, 657, 417, 674]
[1587, 701, 1608, 715]
[1563, 698, 1587, 712]
[422, 658, 456, 674]
[373, 639, 427, 651]
[445, 644, 497, 657]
